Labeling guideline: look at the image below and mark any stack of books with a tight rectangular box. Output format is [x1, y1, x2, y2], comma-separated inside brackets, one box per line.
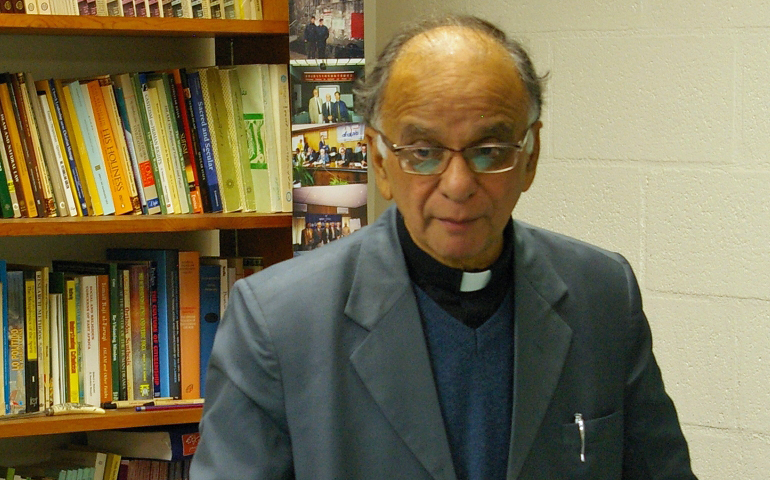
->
[0, 252, 261, 415]
[0, 0, 263, 19]
[0, 65, 292, 220]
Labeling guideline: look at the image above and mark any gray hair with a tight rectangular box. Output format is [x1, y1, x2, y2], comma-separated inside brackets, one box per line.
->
[354, 14, 546, 129]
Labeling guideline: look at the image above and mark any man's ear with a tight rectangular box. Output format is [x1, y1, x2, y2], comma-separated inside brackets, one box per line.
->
[366, 126, 393, 200]
[521, 121, 542, 192]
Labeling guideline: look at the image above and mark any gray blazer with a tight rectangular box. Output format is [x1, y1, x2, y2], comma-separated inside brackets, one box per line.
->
[191, 206, 696, 480]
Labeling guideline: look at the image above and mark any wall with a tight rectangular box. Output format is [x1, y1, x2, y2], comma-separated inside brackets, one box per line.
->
[366, 1, 770, 478]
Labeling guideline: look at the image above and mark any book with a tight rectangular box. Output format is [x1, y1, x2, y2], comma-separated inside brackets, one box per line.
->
[85, 78, 137, 215]
[112, 73, 161, 215]
[57, 79, 98, 216]
[48, 271, 68, 406]
[185, 70, 222, 213]
[167, 69, 203, 214]
[0, 260, 6, 414]
[64, 277, 80, 404]
[177, 251, 199, 399]
[70, 79, 116, 215]
[15, 72, 58, 218]
[79, 274, 101, 407]
[268, 64, 293, 213]
[236, 64, 274, 213]
[201, 67, 242, 213]
[218, 67, 252, 212]
[100, 77, 142, 215]
[0, 115, 21, 218]
[128, 263, 153, 401]
[6, 270, 25, 414]
[17, 268, 40, 412]
[138, 73, 177, 215]
[86, 424, 200, 461]
[7, 73, 52, 218]
[198, 263, 219, 398]
[0, 76, 37, 218]
[199, 256, 227, 321]
[118, 266, 132, 400]
[34, 82, 79, 217]
[106, 248, 179, 399]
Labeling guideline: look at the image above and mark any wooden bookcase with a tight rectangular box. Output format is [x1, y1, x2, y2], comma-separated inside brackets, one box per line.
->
[0, 1, 291, 461]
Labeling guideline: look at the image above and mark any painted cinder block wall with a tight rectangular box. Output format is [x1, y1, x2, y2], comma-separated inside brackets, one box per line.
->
[366, 1, 770, 478]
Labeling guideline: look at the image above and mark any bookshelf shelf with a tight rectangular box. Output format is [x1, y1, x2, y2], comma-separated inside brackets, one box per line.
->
[0, 212, 292, 236]
[0, 408, 202, 439]
[0, 14, 288, 38]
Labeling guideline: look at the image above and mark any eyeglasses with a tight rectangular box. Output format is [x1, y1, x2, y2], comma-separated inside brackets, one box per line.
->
[374, 128, 532, 175]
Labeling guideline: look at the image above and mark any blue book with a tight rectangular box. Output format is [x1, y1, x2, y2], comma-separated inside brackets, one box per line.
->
[48, 80, 89, 216]
[198, 263, 220, 398]
[106, 248, 180, 399]
[186, 70, 223, 213]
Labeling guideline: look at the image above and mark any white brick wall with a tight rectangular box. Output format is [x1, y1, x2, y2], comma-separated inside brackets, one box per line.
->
[368, 1, 770, 477]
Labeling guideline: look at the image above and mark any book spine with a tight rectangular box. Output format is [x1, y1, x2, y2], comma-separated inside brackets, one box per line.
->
[9, 74, 50, 218]
[198, 263, 220, 398]
[257, 65, 281, 212]
[218, 68, 251, 212]
[51, 80, 91, 216]
[154, 75, 191, 214]
[130, 265, 153, 400]
[97, 274, 112, 405]
[36, 89, 79, 217]
[224, 67, 256, 212]
[79, 275, 100, 407]
[0, 91, 22, 218]
[178, 251, 199, 399]
[204, 67, 242, 213]
[65, 278, 80, 404]
[57, 80, 98, 216]
[121, 268, 133, 400]
[0, 77, 37, 217]
[177, 69, 211, 213]
[0, 128, 15, 217]
[7, 271, 26, 414]
[139, 76, 175, 214]
[16, 73, 58, 218]
[130, 73, 165, 214]
[116, 267, 127, 400]
[36, 267, 51, 409]
[101, 80, 142, 214]
[148, 262, 161, 399]
[77, 81, 116, 215]
[186, 71, 222, 213]
[268, 64, 294, 213]
[86, 79, 134, 215]
[168, 70, 202, 214]
[23, 270, 40, 412]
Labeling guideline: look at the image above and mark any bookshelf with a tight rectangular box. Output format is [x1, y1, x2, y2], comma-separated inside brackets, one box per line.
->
[0, 0, 292, 460]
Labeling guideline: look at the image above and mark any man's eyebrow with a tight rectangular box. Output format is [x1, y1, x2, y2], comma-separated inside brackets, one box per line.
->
[399, 122, 517, 143]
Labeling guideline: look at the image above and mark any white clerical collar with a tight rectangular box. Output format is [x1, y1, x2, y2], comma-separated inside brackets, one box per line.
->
[459, 270, 492, 292]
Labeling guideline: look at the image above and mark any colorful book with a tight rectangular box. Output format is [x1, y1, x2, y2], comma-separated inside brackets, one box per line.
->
[0, 127, 15, 218]
[21, 268, 40, 411]
[6, 270, 26, 414]
[0, 80, 26, 218]
[112, 73, 161, 215]
[168, 69, 203, 213]
[128, 263, 153, 401]
[185, 70, 222, 213]
[218, 67, 252, 212]
[78, 274, 101, 407]
[106, 248, 179, 399]
[0, 260, 7, 413]
[64, 277, 80, 404]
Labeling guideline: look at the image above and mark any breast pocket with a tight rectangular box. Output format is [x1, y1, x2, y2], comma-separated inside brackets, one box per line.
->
[559, 410, 624, 479]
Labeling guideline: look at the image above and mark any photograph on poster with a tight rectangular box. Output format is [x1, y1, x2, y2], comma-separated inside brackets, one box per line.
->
[289, 61, 365, 126]
[289, 0, 364, 59]
[293, 186, 367, 255]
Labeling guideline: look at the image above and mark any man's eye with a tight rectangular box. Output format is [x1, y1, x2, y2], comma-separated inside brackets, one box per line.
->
[410, 147, 441, 161]
[473, 145, 503, 158]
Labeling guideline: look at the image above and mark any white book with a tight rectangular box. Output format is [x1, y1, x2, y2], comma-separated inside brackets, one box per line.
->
[79, 275, 100, 407]
[49, 290, 65, 406]
[253, 64, 281, 212]
[268, 64, 293, 212]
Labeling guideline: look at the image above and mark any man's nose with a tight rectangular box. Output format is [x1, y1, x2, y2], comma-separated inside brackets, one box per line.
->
[439, 152, 477, 202]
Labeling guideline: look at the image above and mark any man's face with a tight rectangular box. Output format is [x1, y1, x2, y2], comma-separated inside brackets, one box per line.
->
[369, 26, 541, 270]
[313, 89, 319, 97]
[335, 92, 341, 100]
[326, 94, 331, 102]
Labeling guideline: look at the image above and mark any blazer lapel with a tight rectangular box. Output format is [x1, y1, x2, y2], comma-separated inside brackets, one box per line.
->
[346, 208, 456, 480]
[507, 222, 573, 479]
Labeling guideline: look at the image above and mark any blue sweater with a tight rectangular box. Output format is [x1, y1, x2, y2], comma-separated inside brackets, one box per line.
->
[416, 287, 514, 480]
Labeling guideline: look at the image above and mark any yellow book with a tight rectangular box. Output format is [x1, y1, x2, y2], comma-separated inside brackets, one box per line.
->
[65, 278, 80, 404]
[0, 80, 37, 218]
[85, 78, 135, 215]
[59, 80, 103, 216]
[100, 79, 142, 214]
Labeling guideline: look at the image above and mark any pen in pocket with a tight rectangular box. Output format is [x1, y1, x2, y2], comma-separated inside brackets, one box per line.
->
[574, 413, 586, 462]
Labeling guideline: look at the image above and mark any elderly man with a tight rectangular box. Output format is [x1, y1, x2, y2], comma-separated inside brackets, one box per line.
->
[191, 14, 697, 480]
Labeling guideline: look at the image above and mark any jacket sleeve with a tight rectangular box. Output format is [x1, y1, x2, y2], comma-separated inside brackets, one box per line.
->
[190, 280, 294, 480]
[620, 258, 698, 480]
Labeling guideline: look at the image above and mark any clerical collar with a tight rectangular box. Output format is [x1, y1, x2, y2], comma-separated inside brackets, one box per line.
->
[396, 210, 514, 328]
